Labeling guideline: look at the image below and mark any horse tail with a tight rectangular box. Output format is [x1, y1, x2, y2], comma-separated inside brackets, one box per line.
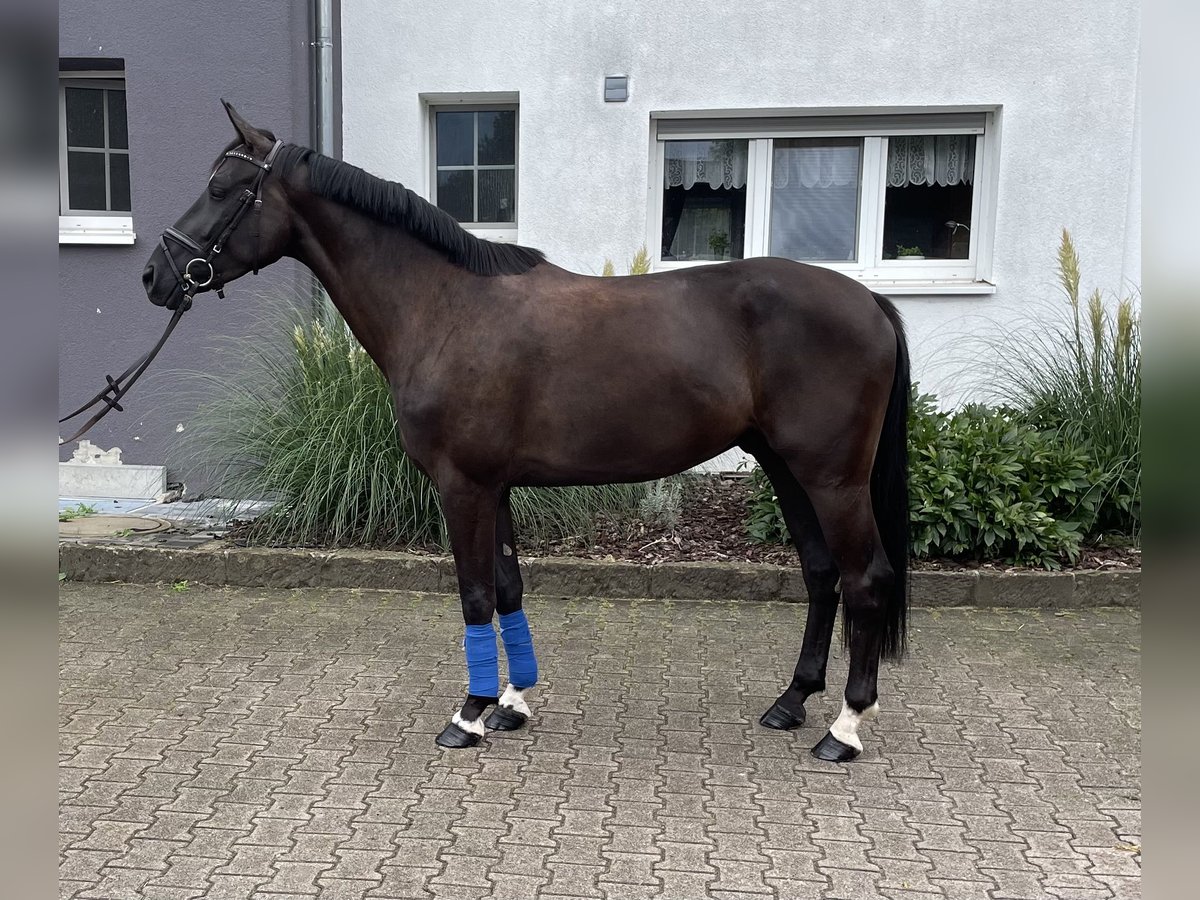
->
[870, 292, 910, 659]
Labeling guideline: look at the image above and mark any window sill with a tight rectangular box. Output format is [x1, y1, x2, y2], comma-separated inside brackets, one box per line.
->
[59, 216, 136, 246]
[655, 259, 733, 269]
[464, 227, 517, 244]
[654, 259, 996, 294]
[859, 280, 995, 296]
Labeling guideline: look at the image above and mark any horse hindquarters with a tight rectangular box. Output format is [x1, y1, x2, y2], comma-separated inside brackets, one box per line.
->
[757, 291, 910, 760]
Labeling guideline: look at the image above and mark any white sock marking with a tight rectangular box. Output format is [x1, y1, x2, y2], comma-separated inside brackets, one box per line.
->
[829, 700, 879, 753]
[498, 683, 531, 718]
[452, 709, 486, 736]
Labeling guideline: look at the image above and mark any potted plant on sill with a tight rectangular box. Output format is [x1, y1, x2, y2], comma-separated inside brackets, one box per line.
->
[708, 231, 731, 260]
[897, 244, 925, 261]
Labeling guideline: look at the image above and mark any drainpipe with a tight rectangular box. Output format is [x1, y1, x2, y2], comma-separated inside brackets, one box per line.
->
[310, 0, 336, 312]
[312, 0, 335, 159]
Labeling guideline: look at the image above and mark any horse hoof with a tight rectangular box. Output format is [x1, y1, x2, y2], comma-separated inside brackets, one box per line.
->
[484, 705, 528, 731]
[810, 731, 860, 762]
[435, 722, 482, 749]
[759, 701, 805, 730]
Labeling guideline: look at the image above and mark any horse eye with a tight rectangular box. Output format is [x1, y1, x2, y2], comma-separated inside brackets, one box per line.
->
[209, 186, 227, 200]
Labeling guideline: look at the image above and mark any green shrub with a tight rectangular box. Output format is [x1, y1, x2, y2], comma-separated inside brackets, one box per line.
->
[745, 468, 788, 545]
[745, 390, 1101, 568]
[905, 393, 1098, 567]
[178, 303, 648, 550]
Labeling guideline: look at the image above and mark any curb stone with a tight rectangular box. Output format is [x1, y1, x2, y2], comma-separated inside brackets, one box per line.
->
[57, 540, 1140, 608]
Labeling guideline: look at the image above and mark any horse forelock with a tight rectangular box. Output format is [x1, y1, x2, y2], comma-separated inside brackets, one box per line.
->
[275, 144, 544, 277]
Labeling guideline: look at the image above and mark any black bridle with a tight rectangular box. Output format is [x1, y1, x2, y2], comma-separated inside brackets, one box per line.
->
[159, 139, 284, 301]
[59, 139, 284, 446]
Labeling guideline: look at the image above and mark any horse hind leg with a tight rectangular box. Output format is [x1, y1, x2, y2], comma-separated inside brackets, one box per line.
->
[751, 446, 842, 732]
[801, 481, 894, 762]
[484, 491, 538, 732]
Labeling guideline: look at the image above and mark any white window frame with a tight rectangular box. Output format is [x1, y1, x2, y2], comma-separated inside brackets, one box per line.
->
[426, 101, 519, 243]
[648, 109, 1000, 294]
[59, 71, 134, 245]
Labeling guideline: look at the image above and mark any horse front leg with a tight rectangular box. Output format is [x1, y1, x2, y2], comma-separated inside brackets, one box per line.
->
[434, 474, 502, 749]
[484, 490, 538, 732]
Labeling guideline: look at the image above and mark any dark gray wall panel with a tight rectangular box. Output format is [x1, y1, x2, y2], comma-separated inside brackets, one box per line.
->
[60, 1, 314, 485]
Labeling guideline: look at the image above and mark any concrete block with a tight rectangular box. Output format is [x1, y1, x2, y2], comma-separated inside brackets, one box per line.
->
[318, 551, 442, 592]
[911, 571, 979, 607]
[59, 543, 225, 586]
[525, 557, 651, 599]
[224, 548, 330, 588]
[977, 571, 1075, 608]
[1072, 570, 1140, 607]
[777, 566, 811, 603]
[60, 462, 166, 499]
[647, 561, 785, 602]
[59, 542, 134, 582]
[57, 542, 1141, 610]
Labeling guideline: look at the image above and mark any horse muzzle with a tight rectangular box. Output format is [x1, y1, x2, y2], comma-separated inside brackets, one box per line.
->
[142, 252, 175, 308]
[141, 249, 199, 310]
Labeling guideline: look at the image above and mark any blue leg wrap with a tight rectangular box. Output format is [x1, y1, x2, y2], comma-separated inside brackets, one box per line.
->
[498, 609, 538, 689]
[464, 623, 499, 697]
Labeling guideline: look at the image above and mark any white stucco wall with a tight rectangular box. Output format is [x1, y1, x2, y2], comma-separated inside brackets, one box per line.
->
[341, 0, 1140, 407]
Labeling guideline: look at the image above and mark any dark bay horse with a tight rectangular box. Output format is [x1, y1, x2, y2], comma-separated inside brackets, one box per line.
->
[142, 103, 910, 762]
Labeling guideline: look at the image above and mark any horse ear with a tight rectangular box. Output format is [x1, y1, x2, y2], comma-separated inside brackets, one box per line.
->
[221, 99, 267, 150]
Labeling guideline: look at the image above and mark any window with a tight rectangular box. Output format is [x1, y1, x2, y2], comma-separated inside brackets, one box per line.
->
[881, 135, 976, 263]
[769, 139, 862, 262]
[651, 111, 997, 291]
[59, 59, 134, 244]
[431, 106, 518, 231]
[662, 140, 747, 261]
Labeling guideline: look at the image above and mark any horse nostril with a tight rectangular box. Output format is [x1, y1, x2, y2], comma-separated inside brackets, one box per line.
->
[142, 263, 155, 294]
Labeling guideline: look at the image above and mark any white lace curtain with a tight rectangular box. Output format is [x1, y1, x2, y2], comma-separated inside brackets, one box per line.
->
[665, 140, 748, 190]
[771, 143, 860, 189]
[887, 134, 975, 187]
[664, 135, 975, 191]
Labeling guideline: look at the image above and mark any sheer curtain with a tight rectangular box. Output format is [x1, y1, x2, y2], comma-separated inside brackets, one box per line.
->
[664, 140, 748, 190]
[886, 134, 975, 187]
[769, 139, 861, 262]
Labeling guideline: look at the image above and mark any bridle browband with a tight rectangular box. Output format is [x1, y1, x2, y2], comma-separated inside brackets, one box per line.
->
[59, 139, 285, 446]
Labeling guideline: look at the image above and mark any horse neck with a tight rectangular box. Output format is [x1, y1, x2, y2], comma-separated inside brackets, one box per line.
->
[284, 188, 452, 375]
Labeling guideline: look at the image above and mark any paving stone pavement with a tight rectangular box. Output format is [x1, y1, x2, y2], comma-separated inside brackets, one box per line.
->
[59, 583, 1141, 900]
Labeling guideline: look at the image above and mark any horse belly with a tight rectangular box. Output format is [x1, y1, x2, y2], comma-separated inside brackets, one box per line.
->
[516, 370, 749, 485]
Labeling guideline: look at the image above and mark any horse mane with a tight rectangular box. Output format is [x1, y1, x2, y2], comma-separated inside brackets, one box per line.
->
[276, 144, 545, 277]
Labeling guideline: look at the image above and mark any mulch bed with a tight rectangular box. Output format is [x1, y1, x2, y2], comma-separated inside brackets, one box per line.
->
[226, 475, 1139, 572]
[537, 475, 1141, 572]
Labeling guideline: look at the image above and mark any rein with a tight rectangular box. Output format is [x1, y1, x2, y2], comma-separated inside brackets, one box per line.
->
[58, 139, 284, 446]
[58, 303, 189, 445]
